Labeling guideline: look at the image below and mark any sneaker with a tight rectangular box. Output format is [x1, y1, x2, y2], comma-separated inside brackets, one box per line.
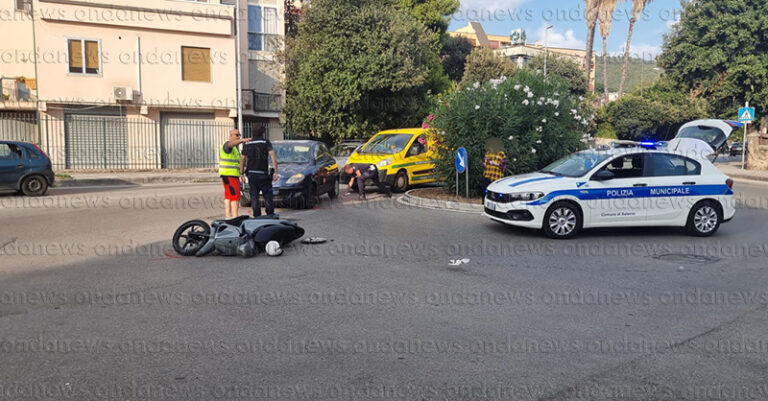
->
[358, 194, 366, 200]
[385, 192, 393, 198]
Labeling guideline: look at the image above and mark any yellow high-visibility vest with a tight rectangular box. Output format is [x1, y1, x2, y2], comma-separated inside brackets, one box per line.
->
[219, 141, 240, 177]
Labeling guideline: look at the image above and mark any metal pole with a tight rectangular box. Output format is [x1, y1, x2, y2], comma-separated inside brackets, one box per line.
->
[465, 157, 469, 199]
[456, 169, 458, 198]
[544, 25, 552, 77]
[741, 102, 749, 170]
[235, 0, 243, 132]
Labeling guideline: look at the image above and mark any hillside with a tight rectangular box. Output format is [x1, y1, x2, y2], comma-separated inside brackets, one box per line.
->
[594, 56, 662, 93]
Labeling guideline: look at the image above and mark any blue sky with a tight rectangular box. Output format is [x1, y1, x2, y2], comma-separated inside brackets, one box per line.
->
[449, 0, 683, 60]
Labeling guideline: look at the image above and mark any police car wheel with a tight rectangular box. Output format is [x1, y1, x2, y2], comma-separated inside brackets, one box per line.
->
[686, 201, 722, 237]
[542, 201, 582, 239]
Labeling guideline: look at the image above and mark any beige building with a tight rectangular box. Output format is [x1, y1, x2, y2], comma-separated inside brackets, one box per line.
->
[449, 22, 596, 91]
[0, 0, 287, 169]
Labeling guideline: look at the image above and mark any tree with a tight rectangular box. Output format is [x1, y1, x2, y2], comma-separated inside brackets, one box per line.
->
[658, 0, 768, 120]
[396, 0, 460, 39]
[598, 0, 618, 104]
[441, 36, 473, 82]
[527, 54, 587, 96]
[284, 0, 305, 39]
[618, 0, 653, 97]
[584, 0, 601, 91]
[460, 47, 518, 88]
[282, 0, 440, 141]
[606, 77, 711, 140]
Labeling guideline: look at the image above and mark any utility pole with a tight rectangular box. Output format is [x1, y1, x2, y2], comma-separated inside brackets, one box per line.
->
[234, 0, 243, 132]
[544, 25, 553, 76]
[742, 101, 749, 170]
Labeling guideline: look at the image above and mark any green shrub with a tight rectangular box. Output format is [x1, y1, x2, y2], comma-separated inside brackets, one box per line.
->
[431, 69, 590, 196]
[594, 122, 618, 139]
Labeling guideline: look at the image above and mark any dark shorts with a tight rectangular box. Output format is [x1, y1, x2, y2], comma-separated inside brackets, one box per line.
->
[221, 176, 241, 201]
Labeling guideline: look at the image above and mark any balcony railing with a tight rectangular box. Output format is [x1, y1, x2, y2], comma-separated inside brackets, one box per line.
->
[242, 90, 282, 113]
[0, 77, 34, 103]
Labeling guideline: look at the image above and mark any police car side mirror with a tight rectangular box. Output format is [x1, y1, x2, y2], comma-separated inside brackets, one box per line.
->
[592, 170, 615, 181]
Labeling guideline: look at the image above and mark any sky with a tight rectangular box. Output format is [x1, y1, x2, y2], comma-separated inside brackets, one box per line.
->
[449, 0, 683, 60]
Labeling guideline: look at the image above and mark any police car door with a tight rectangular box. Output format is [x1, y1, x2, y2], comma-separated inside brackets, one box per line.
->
[645, 153, 702, 223]
[586, 153, 649, 225]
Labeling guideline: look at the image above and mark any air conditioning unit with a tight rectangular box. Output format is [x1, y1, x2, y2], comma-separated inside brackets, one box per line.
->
[113, 87, 134, 101]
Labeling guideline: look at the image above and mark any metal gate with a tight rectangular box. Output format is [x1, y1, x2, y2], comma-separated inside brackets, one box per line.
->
[64, 113, 128, 169]
[160, 114, 223, 168]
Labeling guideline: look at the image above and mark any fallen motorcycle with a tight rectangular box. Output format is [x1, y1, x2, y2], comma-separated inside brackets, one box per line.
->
[172, 215, 305, 257]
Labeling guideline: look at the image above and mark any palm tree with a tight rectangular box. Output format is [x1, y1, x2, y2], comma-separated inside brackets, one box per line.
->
[584, 0, 601, 92]
[598, 0, 619, 104]
[618, 0, 653, 97]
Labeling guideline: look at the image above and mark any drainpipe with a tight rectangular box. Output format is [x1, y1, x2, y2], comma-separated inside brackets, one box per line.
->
[30, 0, 42, 143]
[136, 37, 142, 96]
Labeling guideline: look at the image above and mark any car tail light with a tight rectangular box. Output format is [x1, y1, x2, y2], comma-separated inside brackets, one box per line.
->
[32, 143, 49, 159]
[726, 178, 734, 190]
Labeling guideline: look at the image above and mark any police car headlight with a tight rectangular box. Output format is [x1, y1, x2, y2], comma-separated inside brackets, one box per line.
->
[286, 173, 305, 184]
[376, 158, 393, 168]
[511, 192, 545, 201]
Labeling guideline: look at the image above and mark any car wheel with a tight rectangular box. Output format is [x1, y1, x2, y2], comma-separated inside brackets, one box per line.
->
[303, 184, 317, 209]
[686, 201, 722, 237]
[21, 175, 48, 196]
[542, 201, 582, 239]
[393, 170, 409, 193]
[328, 177, 340, 199]
[172, 220, 211, 256]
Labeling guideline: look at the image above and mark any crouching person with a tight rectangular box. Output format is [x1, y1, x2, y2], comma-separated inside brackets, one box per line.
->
[343, 163, 392, 200]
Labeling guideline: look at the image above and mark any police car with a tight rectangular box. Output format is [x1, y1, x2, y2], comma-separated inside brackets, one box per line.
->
[484, 119, 741, 239]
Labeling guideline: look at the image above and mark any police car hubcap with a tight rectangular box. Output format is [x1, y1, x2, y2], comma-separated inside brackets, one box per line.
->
[549, 208, 576, 236]
[694, 206, 718, 233]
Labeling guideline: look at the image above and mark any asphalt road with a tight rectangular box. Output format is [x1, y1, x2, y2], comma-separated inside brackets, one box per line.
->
[2, 180, 768, 401]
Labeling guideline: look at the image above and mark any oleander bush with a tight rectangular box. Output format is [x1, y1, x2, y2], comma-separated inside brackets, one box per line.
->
[430, 69, 591, 196]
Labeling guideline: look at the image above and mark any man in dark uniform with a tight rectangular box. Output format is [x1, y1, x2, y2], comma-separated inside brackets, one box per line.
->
[343, 163, 392, 200]
[240, 126, 279, 216]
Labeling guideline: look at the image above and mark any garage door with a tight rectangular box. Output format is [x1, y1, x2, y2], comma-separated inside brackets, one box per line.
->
[160, 114, 220, 169]
[64, 113, 128, 169]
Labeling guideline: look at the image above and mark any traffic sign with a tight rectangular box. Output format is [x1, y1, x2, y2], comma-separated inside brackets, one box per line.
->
[455, 147, 467, 173]
[739, 107, 756, 123]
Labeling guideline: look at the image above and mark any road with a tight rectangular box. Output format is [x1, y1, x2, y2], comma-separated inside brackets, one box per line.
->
[2, 180, 768, 400]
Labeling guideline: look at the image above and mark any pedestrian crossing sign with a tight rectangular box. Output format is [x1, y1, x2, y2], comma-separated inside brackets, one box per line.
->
[739, 107, 755, 123]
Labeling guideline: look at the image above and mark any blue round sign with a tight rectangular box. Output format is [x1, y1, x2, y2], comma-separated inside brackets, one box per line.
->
[455, 147, 467, 173]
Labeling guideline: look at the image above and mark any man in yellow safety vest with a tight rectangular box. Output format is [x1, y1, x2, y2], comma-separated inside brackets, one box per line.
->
[219, 129, 249, 218]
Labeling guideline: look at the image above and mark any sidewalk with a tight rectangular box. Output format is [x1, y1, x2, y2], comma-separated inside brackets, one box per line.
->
[54, 169, 220, 187]
[716, 162, 768, 183]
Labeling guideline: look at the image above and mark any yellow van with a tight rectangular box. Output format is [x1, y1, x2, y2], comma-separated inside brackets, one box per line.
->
[345, 128, 438, 192]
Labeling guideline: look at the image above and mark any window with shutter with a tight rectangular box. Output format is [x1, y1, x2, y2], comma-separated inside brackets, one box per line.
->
[181, 47, 211, 82]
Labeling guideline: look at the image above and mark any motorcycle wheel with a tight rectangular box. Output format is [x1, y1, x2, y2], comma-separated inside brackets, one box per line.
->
[172, 220, 211, 256]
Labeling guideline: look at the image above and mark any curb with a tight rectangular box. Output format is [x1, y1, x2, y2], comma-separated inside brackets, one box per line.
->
[717, 167, 768, 184]
[54, 177, 220, 187]
[399, 189, 484, 213]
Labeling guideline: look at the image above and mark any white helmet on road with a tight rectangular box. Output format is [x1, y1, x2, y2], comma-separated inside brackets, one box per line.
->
[265, 240, 283, 256]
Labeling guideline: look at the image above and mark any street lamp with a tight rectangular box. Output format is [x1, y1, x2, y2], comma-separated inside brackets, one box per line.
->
[544, 25, 553, 76]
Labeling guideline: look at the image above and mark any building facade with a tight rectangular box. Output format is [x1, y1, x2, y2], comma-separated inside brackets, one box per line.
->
[222, 0, 285, 140]
[449, 22, 596, 91]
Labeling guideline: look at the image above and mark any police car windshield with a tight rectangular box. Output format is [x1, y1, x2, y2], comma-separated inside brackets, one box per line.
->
[540, 151, 611, 177]
[359, 134, 411, 155]
[273, 143, 312, 164]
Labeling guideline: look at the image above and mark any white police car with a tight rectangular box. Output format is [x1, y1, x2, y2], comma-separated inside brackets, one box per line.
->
[484, 119, 741, 239]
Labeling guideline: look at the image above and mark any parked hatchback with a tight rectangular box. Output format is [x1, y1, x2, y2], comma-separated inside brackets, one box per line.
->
[0, 141, 55, 196]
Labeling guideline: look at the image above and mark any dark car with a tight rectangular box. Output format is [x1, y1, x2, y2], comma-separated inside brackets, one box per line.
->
[241, 140, 339, 209]
[729, 142, 745, 157]
[0, 140, 55, 196]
